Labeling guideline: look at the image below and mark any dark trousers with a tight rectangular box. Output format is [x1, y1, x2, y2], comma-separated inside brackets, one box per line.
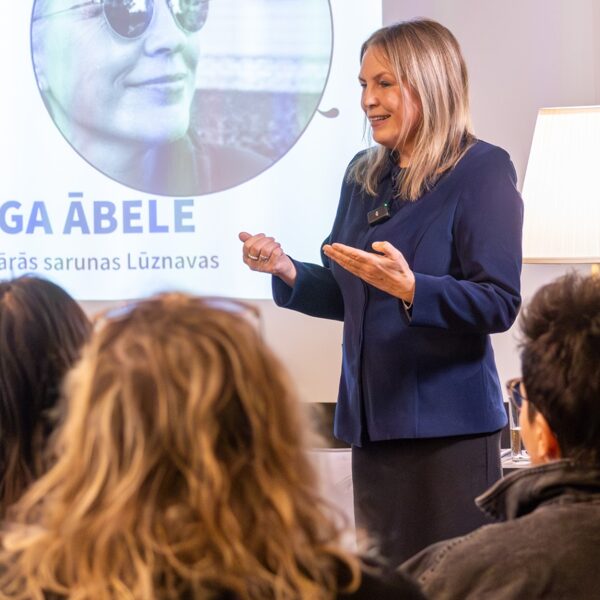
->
[352, 431, 502, 566]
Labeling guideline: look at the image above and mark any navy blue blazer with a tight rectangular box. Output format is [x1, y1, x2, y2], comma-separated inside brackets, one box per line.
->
[273, 141, 523, 446]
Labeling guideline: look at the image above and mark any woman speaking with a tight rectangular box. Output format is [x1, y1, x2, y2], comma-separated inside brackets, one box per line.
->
[240, 19, 523, 564]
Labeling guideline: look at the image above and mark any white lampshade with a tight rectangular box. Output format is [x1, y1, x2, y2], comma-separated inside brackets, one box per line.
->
[522, 106, 600, 263]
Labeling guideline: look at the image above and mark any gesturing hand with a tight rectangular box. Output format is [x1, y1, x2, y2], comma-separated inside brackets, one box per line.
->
[322, 241, 415, 303]
[239, 231, 297, 287]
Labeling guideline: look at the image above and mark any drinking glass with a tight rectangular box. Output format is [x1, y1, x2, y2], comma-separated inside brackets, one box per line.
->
[506, 378, 530, 462]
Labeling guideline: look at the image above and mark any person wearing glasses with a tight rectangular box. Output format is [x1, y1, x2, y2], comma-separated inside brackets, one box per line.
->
[240, 19, 523, 565]
[31, 0, 269, 196]
[401, 272, 600, 599]
[0, 294, 425, 599]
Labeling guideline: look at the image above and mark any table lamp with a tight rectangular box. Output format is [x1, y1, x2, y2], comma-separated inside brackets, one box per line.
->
[522, 105, 600, 274]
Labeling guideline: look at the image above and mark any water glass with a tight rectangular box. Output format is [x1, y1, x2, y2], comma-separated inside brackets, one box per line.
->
[506, 378, 530, 462]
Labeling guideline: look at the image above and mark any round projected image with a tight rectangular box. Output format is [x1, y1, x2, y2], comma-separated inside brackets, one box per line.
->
[30, 0, 333, 196]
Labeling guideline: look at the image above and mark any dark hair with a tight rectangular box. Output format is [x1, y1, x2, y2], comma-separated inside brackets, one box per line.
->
[520, 272, 600, 466]
[0, 276, 91, 513]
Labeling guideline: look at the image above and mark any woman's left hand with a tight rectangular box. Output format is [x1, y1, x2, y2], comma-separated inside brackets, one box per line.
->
[322, 241, 415, 303]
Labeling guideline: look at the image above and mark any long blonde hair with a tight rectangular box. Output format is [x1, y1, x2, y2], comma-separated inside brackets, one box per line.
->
[350, 19, 475, 200]
[0, 294, 358, 599]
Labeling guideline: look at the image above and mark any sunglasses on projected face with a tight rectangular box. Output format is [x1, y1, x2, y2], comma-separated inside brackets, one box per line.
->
[33, 0, 209, 39]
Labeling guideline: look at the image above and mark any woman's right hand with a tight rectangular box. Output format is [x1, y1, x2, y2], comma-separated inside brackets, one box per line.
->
[239, 232, 297, 287]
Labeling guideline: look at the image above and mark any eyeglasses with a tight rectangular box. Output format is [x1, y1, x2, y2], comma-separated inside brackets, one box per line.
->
[506, 377, 527, 415]
[33, 0, 209, 39]
[201, 297, 264, 337]
[93, 296, 264, 337]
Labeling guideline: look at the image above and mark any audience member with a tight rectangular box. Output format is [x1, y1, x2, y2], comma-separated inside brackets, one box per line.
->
[401, 272, 600, 599]
[0, 294, 424, 599]
[0, 275, 90, 516]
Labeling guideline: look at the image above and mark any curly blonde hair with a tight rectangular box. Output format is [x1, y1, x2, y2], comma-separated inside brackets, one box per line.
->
[0, 294, 358, 599]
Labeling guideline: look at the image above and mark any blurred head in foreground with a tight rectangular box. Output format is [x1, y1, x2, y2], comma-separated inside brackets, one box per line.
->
[518, 272, 600, 466]
[0, 275, 90, 515]
[0, 293, 358, 599]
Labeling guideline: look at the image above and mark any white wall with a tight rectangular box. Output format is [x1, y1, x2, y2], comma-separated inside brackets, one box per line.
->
[384, 0, 600, 185]
[84, 0, 600, 402]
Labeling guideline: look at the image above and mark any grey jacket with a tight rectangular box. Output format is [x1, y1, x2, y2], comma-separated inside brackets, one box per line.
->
[401, 460, 600, 599]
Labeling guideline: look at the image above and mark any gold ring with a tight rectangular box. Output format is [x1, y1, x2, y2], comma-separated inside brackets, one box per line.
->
[248, 254, 259, 261]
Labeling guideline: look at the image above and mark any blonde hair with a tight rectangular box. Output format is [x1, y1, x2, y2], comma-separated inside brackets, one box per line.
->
[0, 294, 358, 599]
[350, 19, 475, 200]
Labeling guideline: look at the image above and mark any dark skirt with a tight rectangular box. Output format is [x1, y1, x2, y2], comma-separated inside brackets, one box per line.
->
[352, 430, 502, 566]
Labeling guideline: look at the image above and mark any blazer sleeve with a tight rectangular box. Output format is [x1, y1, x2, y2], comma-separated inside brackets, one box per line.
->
[271, 239, 344, 321]
[410, 148, 523, 333]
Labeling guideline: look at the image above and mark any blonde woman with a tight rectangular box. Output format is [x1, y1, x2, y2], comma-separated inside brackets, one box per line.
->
[240, 19, 523, 564]
[0, 294, 424, 599]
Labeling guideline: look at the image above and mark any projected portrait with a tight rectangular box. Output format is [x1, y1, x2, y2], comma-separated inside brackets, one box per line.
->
[30, 0, 332, 196]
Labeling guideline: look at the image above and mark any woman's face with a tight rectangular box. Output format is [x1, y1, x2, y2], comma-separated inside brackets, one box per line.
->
[33, 0, 200, 148]
[359, 46, 421, 156]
